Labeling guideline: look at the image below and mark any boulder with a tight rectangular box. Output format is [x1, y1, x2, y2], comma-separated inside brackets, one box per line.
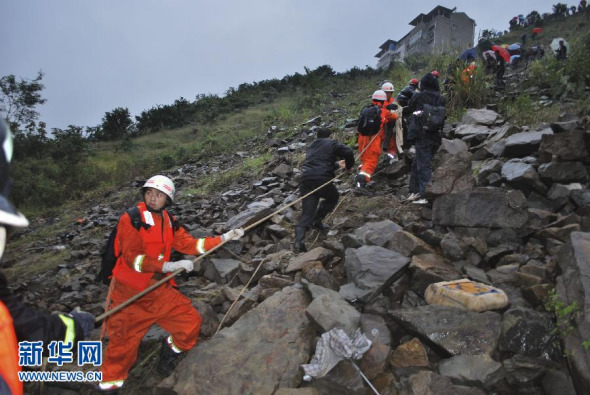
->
[461, 108, 501, 126]
[305, 293, 360, 332]
[339, 245, 409, 302]
[286, 247, 334, 273]
[409, 254, 463, 295]
[538, 162, 588, 184]
[391, 305, 502, 356]
[385, 230, 436, 257]
[437, 354, 504, 389]
[538, 129, 590, 162]
[351, 220, 402, 247]
[501, 160, 546, 195]
[159, 287, 314, 394]
[502, 128, 553, 158]
[555, 232, 590, 394]
[427, 151, 475, 197]
[432, 188, 529, 228]
[202, 258, 241, 284]
[499, 307, 560, 359]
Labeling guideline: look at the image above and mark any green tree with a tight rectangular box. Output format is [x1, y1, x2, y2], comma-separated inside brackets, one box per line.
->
[0, 71, 46, 131]
[98, 107, 134, 141]
[527, 11, 542, 25]
[553, 3, 568, 19]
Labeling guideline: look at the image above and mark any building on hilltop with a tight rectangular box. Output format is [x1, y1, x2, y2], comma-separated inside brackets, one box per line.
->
[376, 5, 475, 69]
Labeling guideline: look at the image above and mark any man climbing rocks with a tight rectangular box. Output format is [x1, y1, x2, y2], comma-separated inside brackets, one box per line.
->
[355, 90, 398, 193]
[294, 128, 354, 253]
[99, 175, 244, 392]
[381, 82, 400, 163]
[405, 73, 445, 205]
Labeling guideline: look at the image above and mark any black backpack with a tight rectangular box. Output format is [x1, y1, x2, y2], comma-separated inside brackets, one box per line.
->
[357, 105, 382, 136]
[421, 103, 446, 132]
[97, 207, 182, 284]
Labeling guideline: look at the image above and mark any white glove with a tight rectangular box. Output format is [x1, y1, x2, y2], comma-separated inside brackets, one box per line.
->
[162, 259, 194, 273]
[222, 228, 245, 242]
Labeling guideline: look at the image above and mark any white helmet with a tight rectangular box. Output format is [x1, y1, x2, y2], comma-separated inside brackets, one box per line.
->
[381, 82, 395, 92]
[0, 119, 29, 229]
[143, 175, 175, 202]
[371, 90, 387, 101]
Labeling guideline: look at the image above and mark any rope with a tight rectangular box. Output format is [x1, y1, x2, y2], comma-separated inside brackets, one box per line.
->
[214, 256, 269, 335]
[95, 129, 383, 323]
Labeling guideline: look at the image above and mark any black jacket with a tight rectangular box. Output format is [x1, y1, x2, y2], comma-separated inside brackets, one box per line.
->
[395, 84, 417, 107]
[407, 73, 445, 143]
[0, 270, 82, 345]
[301, 138, 354, 182]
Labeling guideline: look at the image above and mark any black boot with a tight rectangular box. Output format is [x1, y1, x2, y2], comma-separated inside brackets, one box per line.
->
[312, 204, 330, 230]
[156, 337, 182, 376]
[294, 227, 307, 253]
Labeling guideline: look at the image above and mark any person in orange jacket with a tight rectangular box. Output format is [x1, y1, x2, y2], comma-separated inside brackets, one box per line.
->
[355, 90, 398, 193]
[461, 61, 476, 85]
[99, 175, 244, 392]
[0, 120, 94, 395]
[381, 82, 400, 163]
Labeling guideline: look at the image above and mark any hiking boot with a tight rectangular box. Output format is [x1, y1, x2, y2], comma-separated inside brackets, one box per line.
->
[386, 153, 398, 165]
[293, 227, 307, 253]
[312, 220, 329, 231]
[355, 173, 368, 188]
[412, 198, 429, 205]
[354, 186, 374, 196]
[156, 336, 183, 377]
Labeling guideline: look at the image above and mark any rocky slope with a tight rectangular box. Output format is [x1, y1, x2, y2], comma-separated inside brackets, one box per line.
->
[7, 73, 590, 395]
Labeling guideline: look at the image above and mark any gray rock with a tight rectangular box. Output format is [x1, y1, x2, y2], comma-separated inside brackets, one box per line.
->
[503, 128, 553, 158]
[399, 370, 487, 395]
[306, 293, 360, 332]
[272, 163, 293, 179]
[286, 247, 334, 273]
[360, 314, 392, 346]
[538, 162, 588, 183]
[501, 160, 546, 195]
[461, 108, 501, 126]
[386, 230, 436, 257]
[352, 220, 402, 247]
[432, 188, 529, 228]
[555, 232, 590, 393]
[391, 305, 502, 356]
[427, 151, 475, 198]
[437, 354, 504, 389]
[202, 258, 241, 284]
[499, 307, 560, 360]
[159, 287, 314, 394]
[340, 245, 409, 302]
[225, 203, 274, 229]
[409, 253, 463, 295]
[538, 129, 590, 162]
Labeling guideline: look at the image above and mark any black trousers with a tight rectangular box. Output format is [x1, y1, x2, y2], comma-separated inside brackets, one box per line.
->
[297, 179, 339, 229]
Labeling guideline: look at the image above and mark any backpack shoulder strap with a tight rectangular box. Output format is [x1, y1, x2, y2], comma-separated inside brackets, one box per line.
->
[127, 206, 151, 231]
[164, 209, 181, 232]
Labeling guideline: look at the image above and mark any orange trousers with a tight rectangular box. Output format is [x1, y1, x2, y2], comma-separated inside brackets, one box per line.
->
[100, 281, 201, 382]
[358, 132, 384, 180]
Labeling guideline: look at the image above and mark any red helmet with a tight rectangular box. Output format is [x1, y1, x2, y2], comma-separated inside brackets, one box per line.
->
[409, 78, 419, 85]
[432, 70, 439, 78]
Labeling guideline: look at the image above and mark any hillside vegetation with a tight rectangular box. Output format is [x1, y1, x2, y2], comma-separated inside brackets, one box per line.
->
[2, 7, 589, 233]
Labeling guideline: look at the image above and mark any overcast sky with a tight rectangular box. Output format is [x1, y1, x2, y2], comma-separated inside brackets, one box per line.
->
[2, 0, 563, 131]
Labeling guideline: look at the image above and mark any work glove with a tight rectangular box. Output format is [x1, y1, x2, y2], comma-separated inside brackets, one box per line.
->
[69, 307, 95, 340]
[162, 259, 194, 273]
[386, 103, 399, 111]
[222, 228, 245, 242]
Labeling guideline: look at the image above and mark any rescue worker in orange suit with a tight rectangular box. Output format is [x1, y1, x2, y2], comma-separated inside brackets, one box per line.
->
[380, 82, 400, 164]
[0, 119, 94, 395]
[355, 90, 398, 193]
[99, 175, 244, 392]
